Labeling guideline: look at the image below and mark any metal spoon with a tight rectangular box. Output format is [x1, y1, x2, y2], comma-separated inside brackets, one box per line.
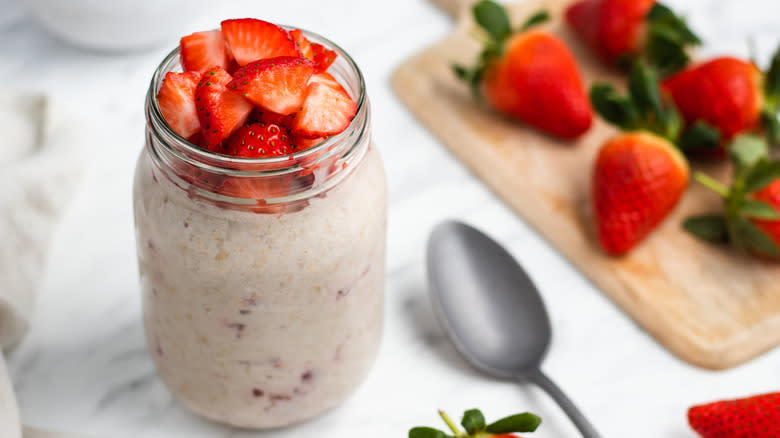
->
[426, 221, 601, 438]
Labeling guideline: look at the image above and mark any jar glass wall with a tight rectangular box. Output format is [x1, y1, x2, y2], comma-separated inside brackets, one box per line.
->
[132, 29, 387, 429]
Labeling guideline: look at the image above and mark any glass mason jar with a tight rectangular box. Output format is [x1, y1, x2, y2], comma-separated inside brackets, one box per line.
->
[133, 30, 387, 429]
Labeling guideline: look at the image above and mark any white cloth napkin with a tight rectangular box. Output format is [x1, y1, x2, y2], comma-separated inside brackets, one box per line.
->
[0, 90, 91, 438]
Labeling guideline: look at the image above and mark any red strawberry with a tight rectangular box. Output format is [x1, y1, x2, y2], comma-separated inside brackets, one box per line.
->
[566, 0, 654, 65]
[224, 122, 292, 157]
[291, 136, 324, 151]
[180, 30, 229, 74]
[662, 57, 764, 158]
[594, 132, 689, 254]
[220, 19, 300, 66]
[157, 71, 201, 139]
[688, 392, 780, 438]
[308, 71, 344, 89]
[228, 57, 316, 115]
[291, 72, 357, 138]
[482, 29, 592, 139]
[289, 28, 338, 72]
[685, 135, 780, 259]
[565, 0, 699, 74]
[290, 29, 313, 59]
[591, 62, 690, 254]
[311, 42, 337, 72]
[752, 179, 780, 257]
[196, 66, 253, 150]
[454, 4, 592, 139]
[250, 108, 296, 129]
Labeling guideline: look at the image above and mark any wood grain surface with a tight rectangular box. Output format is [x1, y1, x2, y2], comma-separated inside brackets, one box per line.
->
[392, 0, 780, 370]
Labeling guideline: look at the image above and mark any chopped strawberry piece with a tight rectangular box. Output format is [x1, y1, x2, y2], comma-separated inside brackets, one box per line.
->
[292, 73, 357, 138]
[311, 42, 337, 72]
[219, 177, 278, 200]
[224, 122, 292, 157]
[290, 29, 313, 59]
[308, 71, 346, 90]
[220, 19, 300, 66]
[250, 108, 297, 129]
[196, 66, 253, 150]
[290, 136, 324, 151]
[228, 57, 316, 115]
[158, 71, 202, 139]
[226, 60, 241, 75]
[180, 31, 229, 74]
[217, 161, 313, 211]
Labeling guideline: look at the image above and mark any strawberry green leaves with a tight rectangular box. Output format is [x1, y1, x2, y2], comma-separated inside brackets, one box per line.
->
[745, 160, 780, 192]
[684, 134, 780, 257]
[683, 215, 729, 243]
[409, 427, 452, 438]
[485, 413, 543, 434]
[460, 409, 486, 434]
[452, 1, 549, 99]
[591, 62, 681, 141]
[644, 3, 701, 76]
[409, 409, 542, 438]
[590, 84, 639, 129]
[473, 0, 511, 41]
[730, 133, 768, 167]
[518, 11, 550, 33]
[677, 120, 721, 153]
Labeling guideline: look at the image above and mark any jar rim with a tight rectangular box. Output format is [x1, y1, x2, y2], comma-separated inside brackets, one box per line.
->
[145, 26, 367, 170]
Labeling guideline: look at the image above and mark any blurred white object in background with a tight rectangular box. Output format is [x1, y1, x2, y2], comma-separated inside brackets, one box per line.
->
[0, 90, 89, 438]
[26, 0, 202, 51]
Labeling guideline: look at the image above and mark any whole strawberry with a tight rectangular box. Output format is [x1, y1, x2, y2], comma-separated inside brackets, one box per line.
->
[565, 0, 699, 74]
[662, 48, 780, 157]
[688, 392, 780, 438]
[590, 62, 689, 254]
[453, 1, 592, 139]
[223, 122, 292, 157]
[409, 408, 540, 438]
[684, 135, 780, 259]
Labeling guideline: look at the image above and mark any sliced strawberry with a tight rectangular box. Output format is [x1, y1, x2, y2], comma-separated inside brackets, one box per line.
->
[308, 71, 345, 89]
[290, 29, 313, 59]
[291, 135, 324, 151]
[311, 42, 337, 72]
[220, 19, 301, 66]
[250, 108, 297, 129]
[218, 172, 314, 213]
[217, 158, 313, 210]
[223, 122, 292, 157]
[196, 66, 253, 150]
[228, 57, 316, 115]
[158, 71, 202, 139]
[291, 29, 337, 73]
[180, 31, 229, 74]
[292, 73, 357, 138]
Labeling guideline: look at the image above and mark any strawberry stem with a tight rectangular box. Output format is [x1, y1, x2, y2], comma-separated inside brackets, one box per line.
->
[438, 410, 463, 437]
[694, 172, 729, 197]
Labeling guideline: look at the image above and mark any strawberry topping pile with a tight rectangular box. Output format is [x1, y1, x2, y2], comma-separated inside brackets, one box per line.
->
[157, 18, 357, 158]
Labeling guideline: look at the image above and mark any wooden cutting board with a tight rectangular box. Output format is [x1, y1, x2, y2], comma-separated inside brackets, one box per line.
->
[392, 0, 780, 370]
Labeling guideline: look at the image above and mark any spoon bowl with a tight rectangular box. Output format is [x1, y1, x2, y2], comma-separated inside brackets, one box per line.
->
[427, 221, 601, 438]
[427, 221, 551, 378]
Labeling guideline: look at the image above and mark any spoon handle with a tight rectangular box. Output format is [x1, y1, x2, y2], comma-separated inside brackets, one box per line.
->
[528, 370, 601, 438]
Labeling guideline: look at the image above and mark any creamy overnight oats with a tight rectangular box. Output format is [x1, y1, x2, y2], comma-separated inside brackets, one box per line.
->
[133, 19, 387, 428]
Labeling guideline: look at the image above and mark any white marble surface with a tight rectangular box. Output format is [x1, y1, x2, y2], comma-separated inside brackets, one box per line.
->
[2, 1, 779, 437]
